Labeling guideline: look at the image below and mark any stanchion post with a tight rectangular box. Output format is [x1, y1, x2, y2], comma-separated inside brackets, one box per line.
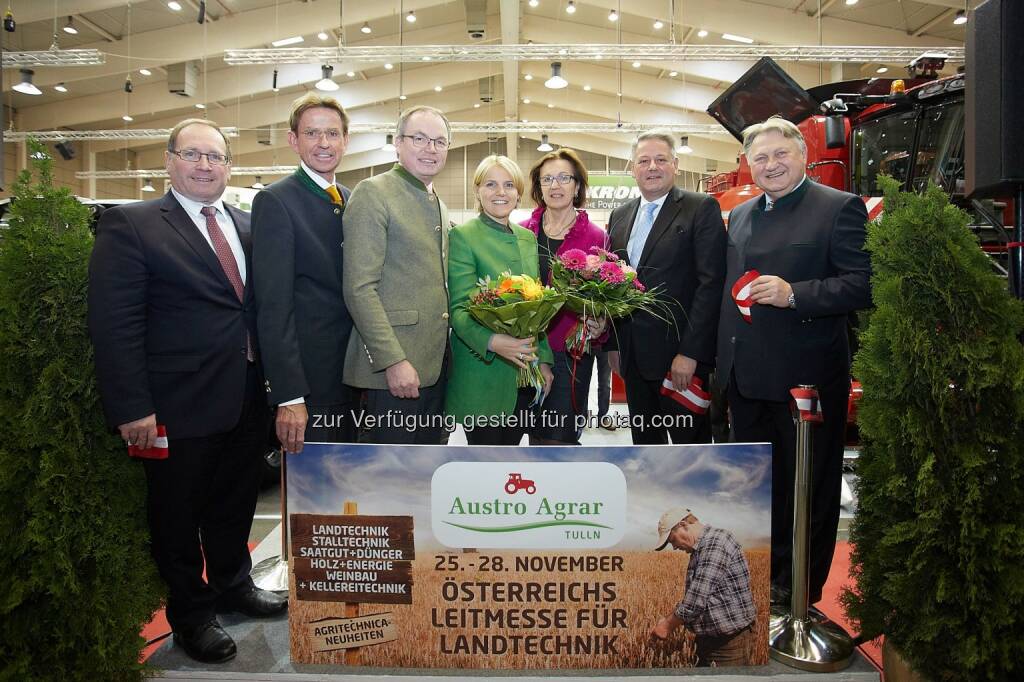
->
[768, 385, 855, 672]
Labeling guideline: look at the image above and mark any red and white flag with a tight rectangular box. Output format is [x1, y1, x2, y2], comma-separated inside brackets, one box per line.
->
[128, 424, 169, 460]
[731, 269, 760, 324]
[790, 387, 824, 423]
[660, 374, 712, 415]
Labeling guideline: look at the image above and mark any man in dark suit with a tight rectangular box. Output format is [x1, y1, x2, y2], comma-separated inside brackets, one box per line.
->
[88, 119, 285, 665]
[716, 116, 871, 606]
[252, 93, 356, 453]
[607, 129, 727, 444]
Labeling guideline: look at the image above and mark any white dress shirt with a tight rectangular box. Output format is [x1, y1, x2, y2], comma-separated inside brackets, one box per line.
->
[170, 187, 247, 284]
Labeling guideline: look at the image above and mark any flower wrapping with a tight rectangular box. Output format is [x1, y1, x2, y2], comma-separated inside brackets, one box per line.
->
[467, 273, 564, 405]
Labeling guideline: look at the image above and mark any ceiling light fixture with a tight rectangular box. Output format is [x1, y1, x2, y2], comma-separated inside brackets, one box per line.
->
[141, 178, 155, 192]
[547, 103, 554, 108]
[529, 0, 539, 7]
[317, 30, 329, 41]
[195, 103, 206, 109]
[122, 114, 134, 122]
[566, 1, 576, 15]
[139, 67, 152, 76]
[722, 33, 754, 44]
[522, 97, 531, 103]
[272, 69, 279, 91]
[953, 10, 967, 25]
[361, 22, 372, 34]
[406, 10, 416, 23]
[315, 64, 339, 91]
[399, 94, 407, 100]
[583, 84, 591, 91]
[346, 70, 356, 77]
[632, 61, 641, 68]
[876, 66, 888, 73]
[668, 70, 678, 77]
[545, 61, 567, 89]
[653, 19, 664, 30]
[608, 9, 618, 22]
[381, 134, 396, 153]
[384, 62, 393, 70]
[845, 0, 859, 5]
[524, 73, 533, 80]
[63, 16, 78, 35]
[54, 82, 68, 93]
[271, 36, 304, 47]
[677, 136, 692, 154]
[434, 85, 443, 92]
[12, 69, 42, 95]
[473, 103, 481, 108]
[167, 1, 183, 11]
[697, 29, 708, 38]
[537, 134, 553, 152]
[251, 176, 265, 189]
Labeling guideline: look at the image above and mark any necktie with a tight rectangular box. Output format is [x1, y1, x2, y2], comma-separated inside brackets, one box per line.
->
[201, 206, 252, 361]
[325, 184, 343, 205]
[628, 202, 658, 266]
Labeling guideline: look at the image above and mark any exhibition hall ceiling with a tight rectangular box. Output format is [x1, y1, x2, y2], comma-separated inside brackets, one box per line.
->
[3, 0, 974, 173]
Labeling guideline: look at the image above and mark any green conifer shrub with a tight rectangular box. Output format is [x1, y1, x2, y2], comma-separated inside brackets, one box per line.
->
[843, 176, 1024, 681]
[0, 141, 163, 681]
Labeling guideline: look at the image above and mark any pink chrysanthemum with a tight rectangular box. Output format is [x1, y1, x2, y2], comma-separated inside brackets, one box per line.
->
[633, 279, 646, 292]
[599, 261, 626, 284]
[560, 248, 588, 271]
[585, 254, 602, 271]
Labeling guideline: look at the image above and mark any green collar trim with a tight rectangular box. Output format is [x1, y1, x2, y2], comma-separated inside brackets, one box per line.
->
[392, 163, 429, 193]
[293, 167, 339, 204]
[479, 212, 513, 234]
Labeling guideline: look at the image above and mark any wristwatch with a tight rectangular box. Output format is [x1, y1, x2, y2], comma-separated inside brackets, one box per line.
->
[787, 292, 796, 309]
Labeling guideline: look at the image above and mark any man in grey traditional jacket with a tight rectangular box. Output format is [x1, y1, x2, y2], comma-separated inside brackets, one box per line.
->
[342, 105, 452, 443]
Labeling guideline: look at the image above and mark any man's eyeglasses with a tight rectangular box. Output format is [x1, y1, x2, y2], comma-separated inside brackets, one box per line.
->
[300, 128, 345, 141]
[635, 157, 673, 168]
[399, 133, 449, 151]
[171, 149, 230, 166]
[540, 173, 576, 186]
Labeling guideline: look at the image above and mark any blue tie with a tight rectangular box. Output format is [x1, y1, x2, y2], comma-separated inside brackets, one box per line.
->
[628, 202, 658, 266]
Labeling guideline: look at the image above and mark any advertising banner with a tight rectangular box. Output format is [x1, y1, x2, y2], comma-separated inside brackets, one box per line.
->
[585, 175, 640, 211]
[288, 443, 771, 670]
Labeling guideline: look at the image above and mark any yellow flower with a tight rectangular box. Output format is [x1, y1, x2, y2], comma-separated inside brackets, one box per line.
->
[520, 278, 544, 300]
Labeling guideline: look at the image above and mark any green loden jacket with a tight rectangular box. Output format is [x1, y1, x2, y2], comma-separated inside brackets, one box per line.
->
[445, 213, 553, 421]
[342, 165, 450, 389]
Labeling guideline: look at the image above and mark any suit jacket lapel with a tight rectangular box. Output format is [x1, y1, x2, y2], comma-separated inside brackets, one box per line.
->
[611, 198, 640, 257]
[160, 192, 235, 295]
[638, 187, 682, 266]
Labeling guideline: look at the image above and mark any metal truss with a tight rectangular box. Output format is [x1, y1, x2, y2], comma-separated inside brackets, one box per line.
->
[225, 44, 964, 66]
[5, 128, 240, 142]
[75, 167, 290, 179]
[3, 49, 105, 67]
[17, 123, 729, 145]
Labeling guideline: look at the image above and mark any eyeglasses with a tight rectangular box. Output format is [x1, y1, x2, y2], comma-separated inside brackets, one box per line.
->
[300, 128, 345, 141]
[171, 149, 230, 166]
[398, 133, 449, 150]
[540, 173, 576, 186]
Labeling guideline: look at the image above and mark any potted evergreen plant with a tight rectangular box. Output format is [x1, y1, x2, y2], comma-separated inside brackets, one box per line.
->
[843, 176, 1024, 681]
[0, 140, 163, 679]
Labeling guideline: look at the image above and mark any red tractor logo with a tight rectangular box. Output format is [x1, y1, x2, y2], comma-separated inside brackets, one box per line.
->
[504, 473, 536, 495]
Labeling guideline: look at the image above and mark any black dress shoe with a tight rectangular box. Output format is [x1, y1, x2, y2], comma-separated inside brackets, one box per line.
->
[218, 586, 288, 618]
[174, 620, 236, 664]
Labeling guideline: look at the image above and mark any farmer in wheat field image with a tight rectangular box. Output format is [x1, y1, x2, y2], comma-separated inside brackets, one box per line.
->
[649, 507, 756, 666]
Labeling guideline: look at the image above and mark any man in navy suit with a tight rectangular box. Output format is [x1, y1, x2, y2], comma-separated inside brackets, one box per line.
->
[252, 93, 357, 453]
[716, 116, 871, 607]
[607, 129, 726, 445]
[89, 119, 285, 664]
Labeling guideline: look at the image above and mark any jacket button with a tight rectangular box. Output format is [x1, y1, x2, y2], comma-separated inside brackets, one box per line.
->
[442, 312, 450, 320]
[334, 208, 341, 215]
[730, 336, 735, 344]
[435, 225, 442, 232]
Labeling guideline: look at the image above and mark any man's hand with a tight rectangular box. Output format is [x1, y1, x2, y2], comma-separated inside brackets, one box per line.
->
[749, 275, 793, 308]
[540, 363, 554, 397]
[670, 354, 697, 392]
[386, 359, 421, 399]
[650, 617, 673, 641]
[607, 350, 621, 376]
[276, 403, 308, 454]
[119, 414, 158, 450]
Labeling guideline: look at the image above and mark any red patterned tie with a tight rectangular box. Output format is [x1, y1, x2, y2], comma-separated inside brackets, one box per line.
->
[201, 206, 252, 361]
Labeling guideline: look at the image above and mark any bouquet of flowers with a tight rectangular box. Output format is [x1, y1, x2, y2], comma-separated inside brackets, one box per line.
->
[549, 246, 671, 358]
[468, 272, 564, 405]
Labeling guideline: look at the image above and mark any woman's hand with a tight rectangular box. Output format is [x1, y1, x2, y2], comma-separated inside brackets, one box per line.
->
[585, 316, 608, 340]
[540, 363, 554, 397]
[489, 334, 537, 369]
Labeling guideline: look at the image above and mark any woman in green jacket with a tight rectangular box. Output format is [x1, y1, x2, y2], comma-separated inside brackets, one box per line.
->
[446, 155, 554, 445]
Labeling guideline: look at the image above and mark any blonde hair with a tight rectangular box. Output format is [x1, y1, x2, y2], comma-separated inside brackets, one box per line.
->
[741, 115, 807, 158]
[473, 155, 525, 211]
[288, 92, 349, 134]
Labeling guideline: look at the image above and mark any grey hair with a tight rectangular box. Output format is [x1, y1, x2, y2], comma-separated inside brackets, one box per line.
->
[395, 105, 452, 142]
[741, 115, 807, 159]
[631, 128, 678, 160]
